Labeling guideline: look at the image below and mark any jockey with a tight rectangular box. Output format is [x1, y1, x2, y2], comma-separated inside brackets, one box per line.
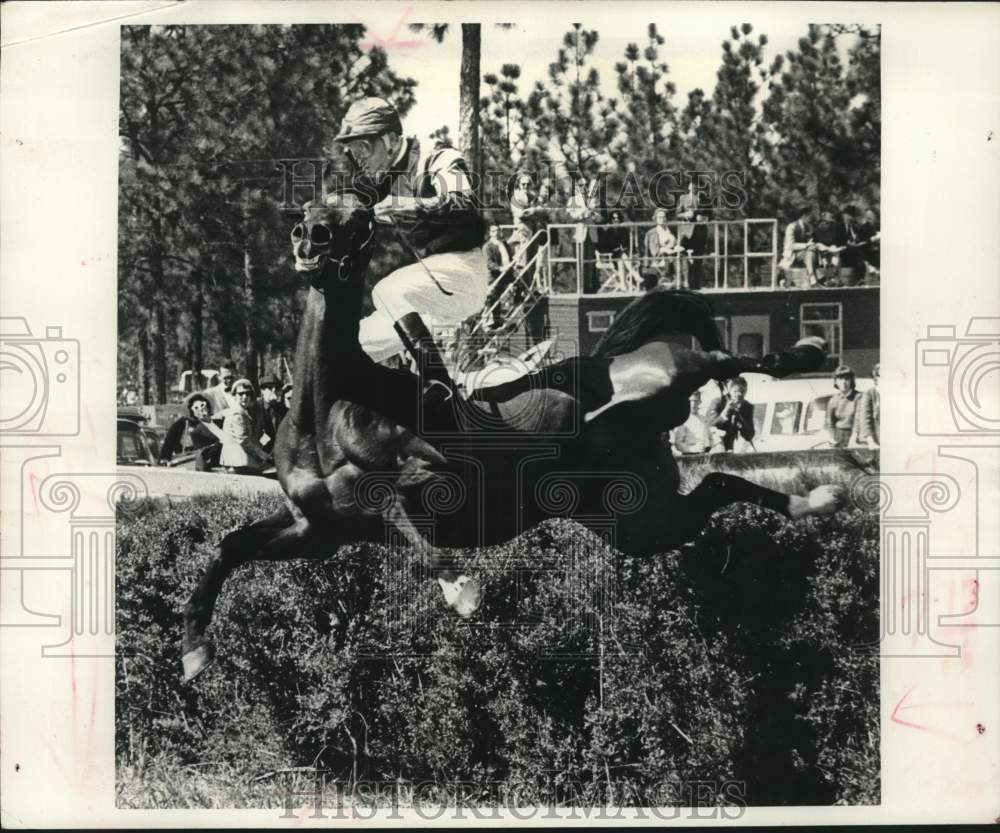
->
[333, 97, 488, 400]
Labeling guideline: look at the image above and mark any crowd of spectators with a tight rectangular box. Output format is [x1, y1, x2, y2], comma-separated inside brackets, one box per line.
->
[780, 202, 880, 286]
[668, 363, 881, 456]
[140, 364, 294, 476]
[481, 171, 878, 303]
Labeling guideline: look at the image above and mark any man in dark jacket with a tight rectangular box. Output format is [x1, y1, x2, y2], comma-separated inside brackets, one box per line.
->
[708, 377, 756, 452]
[253, 373, 287, 454]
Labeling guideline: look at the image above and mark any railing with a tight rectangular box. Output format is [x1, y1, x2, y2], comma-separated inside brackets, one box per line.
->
[453, 229, 549, 372]
[540, 219, 780, 294]
[497, 218, 877, 294]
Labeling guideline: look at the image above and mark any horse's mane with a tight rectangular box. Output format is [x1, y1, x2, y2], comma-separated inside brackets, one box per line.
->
[591, 288, 723, 357]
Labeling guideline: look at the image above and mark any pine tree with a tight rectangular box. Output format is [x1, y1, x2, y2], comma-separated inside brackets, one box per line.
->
[611, 24, 677, 182]
[676, 24, 777, 217]
[523, 25, 618, 184]
[118, 25, 416, 400]
[761, 24, 867, 217]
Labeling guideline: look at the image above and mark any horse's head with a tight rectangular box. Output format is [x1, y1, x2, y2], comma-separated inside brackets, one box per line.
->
[290, 191, 375, 290]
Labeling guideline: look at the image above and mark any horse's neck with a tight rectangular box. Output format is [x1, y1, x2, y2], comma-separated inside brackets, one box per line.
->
[290, 283, 366, 431]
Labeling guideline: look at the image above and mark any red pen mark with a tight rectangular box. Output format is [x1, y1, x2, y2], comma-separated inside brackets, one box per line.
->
[891, 686, 927, 731]
[28, 471, 41, 515]
[358, 7, 424, 52]
[965, 578, 979, 612]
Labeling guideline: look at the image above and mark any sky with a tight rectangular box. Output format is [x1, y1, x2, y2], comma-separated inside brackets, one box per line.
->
[364, 15, 861, 151]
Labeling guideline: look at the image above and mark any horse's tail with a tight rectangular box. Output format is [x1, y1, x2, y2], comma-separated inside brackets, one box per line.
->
[591, 288, 724, 358]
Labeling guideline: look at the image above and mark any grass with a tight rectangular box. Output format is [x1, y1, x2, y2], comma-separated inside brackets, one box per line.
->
[116, 460, 880, 809]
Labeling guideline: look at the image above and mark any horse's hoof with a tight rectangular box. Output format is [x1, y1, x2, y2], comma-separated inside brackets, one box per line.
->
[808, 484, 846, 516]
[788, 337, 827, 372]
[182, 643, 216, 683]
[437, 575, 482, 619]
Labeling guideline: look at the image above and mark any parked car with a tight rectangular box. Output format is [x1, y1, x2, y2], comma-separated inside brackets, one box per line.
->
[116, 415, 162, 467]
[694, 374, 876, 453]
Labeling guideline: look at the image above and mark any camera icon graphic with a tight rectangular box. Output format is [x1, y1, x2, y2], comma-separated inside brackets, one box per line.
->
[0, 317, 80, 436]
[915, 318, 1000, 436]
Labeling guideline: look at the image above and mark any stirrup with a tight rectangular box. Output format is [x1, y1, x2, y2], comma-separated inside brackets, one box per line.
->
[425, 378, 455, 402]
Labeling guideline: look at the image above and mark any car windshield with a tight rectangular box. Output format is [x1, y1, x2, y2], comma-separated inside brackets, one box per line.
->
[770, 401, 803, 434]
[143, 430, 161, 460]
[803, 396, 832, 434]
[117, 430, 147, 463]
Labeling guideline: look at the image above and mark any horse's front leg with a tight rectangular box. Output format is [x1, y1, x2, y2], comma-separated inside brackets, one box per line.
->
[695, 335, 828, 384]
[182, 505, 332, 682]
[656, 472, 844, 550]
[383, 496, 481, 618]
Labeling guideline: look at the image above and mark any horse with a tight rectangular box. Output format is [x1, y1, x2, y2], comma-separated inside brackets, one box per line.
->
[180, 191, 844, 682]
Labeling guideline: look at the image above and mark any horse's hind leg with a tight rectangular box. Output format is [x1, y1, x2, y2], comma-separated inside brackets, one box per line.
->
[182, 506, 330, 682]
[696, 336, 828, 383]
[657, 472, 844, 550]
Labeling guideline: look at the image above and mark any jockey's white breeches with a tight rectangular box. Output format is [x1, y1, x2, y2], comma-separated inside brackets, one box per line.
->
[358, 248, 488, 364]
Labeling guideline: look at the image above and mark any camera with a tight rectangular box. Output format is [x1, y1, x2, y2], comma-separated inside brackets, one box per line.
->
[915, 318, 1000, 435]
[0, 317, 80, 435]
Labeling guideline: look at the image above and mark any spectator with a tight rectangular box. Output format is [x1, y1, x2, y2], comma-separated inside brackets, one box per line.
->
[643, 208, 679, 291]
[780, 205, 816, 284]
[282, 383, 294, 411]
[536, 177, 558, 210]
[509, 172, 536, 226]
[855, 362, 880, 449]
[533, 175, 560, 248]
[597, 209, 630, 260]
[158, 392, 223, 471]
[566, 175, 602, 293]
[813, 209, 841, 280]
[254, 373, 287, 454]
[677, 179, 710, 290]
[835, 204, 863, 283]
[676, 178, 700, 221]
[708, 377, 756, 452]
[670, 389, 712, 455]
[204, 364, 236, 412]
[220, 378, 272, 475]
[825, 365, 860, 448]
[483, 223, 512, 281]
[858, 208, 880, 277]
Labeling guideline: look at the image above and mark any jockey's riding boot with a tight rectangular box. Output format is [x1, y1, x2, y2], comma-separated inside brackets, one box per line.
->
[393, 311, 461, 404]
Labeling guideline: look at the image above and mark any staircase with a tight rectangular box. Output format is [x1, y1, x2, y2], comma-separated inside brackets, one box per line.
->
[452, 230, 549, 374]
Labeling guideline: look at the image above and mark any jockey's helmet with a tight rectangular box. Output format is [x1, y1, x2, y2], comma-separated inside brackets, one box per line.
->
[333, 97, 402, 142]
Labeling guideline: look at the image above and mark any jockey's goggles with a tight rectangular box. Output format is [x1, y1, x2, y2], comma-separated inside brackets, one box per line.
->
[343, 137, 376, 165]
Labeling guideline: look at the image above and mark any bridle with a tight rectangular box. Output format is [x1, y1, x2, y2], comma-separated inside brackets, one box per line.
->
[303, 217, 376, 293]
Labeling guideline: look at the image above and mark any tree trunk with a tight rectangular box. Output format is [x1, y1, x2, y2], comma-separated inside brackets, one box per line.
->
[145, 214, 170, 404]
[243, 243, 260, 385]
[138, 328, 151, 405]
[192, 268, 204, 388]
[152, 303, 167, 404]
[459, 24, 481, 185]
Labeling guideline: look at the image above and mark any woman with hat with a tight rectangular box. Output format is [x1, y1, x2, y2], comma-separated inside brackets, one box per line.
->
[219, 379, 273, 475]
[825, 365, 860, 447]
[158, 392, 224, 471]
